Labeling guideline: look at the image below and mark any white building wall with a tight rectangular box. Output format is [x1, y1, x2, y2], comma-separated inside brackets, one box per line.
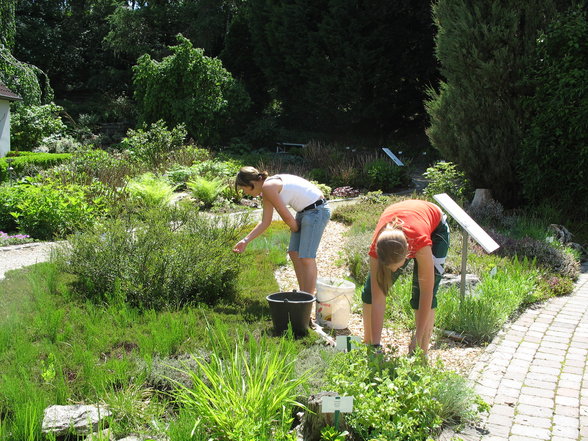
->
[0, 100, 10, 158]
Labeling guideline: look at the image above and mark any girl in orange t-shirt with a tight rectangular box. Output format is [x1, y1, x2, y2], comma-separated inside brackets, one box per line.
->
[363, 199, 449, 357]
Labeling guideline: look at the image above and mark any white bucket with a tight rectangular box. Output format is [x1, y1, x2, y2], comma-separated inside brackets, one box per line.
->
[315, 277, 356, 329]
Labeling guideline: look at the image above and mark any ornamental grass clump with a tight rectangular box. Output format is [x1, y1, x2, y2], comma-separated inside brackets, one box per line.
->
[436, 258, 538, 343]
[57, 206, 241, 309]
[171, 325, 310, 441]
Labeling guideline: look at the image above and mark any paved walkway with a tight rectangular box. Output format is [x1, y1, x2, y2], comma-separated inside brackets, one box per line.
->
[467, 262, 588, 441]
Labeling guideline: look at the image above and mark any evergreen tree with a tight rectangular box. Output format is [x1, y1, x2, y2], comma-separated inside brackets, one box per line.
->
[425, 0, 562, 206]
[520, 6, 588, 217]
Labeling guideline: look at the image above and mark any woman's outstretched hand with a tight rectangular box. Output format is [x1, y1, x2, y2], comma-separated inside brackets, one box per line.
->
[233, 240, 248, 253]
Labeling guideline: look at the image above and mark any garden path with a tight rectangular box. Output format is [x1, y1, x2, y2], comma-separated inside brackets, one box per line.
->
[448, 261, 588, 441]
[0, 242, 56, 280]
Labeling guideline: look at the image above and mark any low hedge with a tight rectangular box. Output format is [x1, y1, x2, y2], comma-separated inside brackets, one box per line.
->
[0, 152, 72, 181]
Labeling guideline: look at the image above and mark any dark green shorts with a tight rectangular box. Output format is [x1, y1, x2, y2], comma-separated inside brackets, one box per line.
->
[361, 215, 450, 309]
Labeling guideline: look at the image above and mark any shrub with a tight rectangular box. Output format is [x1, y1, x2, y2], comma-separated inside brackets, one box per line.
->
[10, 103, 67, 151]
[311, 181, 332, 199]
[364, 158, 410, 192]
[126, 173, 176, 208]
[0, 184, 24, 232]
[0, 152, 72, 182]
[191, 159, 242, 180]
[343, 231, 372, 284]
[490, 231, 580, 280]
[133, 34, 251, 145]
[422, 161, 472, 203]
[120, 120, 187, 168]
[7, 180, 108, 240]
[38, 134, 81, 153]
[0, 231, 33, 246]
[58, 207, 241, 309]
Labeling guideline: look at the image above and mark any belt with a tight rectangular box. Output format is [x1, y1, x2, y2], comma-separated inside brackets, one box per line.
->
[301, 198, 326, 212]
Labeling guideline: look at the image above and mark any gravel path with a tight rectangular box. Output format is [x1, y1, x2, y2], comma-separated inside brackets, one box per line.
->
[0, 242, 56, 280]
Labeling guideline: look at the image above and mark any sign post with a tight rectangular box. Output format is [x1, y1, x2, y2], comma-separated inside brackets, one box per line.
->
[381, 148, 404, 166]
[433, 193, 500, 299]
[321, 396, 354, 431]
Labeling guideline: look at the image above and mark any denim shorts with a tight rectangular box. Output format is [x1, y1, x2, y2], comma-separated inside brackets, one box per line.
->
[362, 214, 450, 309]
[288, 204, 331, 258]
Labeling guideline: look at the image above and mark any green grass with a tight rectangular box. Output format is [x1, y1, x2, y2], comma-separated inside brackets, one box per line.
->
[0, 221, 303, 440]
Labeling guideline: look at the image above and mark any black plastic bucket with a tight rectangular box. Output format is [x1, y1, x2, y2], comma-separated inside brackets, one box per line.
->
[266, 290, 315, 336]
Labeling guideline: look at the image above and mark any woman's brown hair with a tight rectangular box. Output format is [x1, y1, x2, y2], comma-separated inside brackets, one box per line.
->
[375, 219, 408, 294]
[234, 166, 269, 193]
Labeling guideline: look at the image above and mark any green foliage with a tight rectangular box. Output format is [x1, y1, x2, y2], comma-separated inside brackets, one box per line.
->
[186, 176, 226, 208]
[320, 426, 349, 441]
[490, 231, 580, 279]
[0, 152, 72, 182]
[364, 158, 410, 192]
[327, 347, 478, 440]
[120, 120, 187, 168]
[58, 207, 241, 309]
[172, 324, 310, 441]
[422, 161, 472, 203]
[1, 0, 16, 49]
[425, 0, 560, 206]
[10, 103, 67, 151]
[126, 173, 176, 208]
[3, 180, 107, 240]
[133, 34, 251, 145]
[437, 259, 538, 343]
[520, 6, 588, 218]
[246, 0, 437, 132]
[0, 45, 53, 106]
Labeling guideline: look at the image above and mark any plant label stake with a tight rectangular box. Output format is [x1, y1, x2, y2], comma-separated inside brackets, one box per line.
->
[321, 396, 354, 430]
[335, 335, 361, 352]
[433, 193, 500, 300]
[381, 148, 404, 166]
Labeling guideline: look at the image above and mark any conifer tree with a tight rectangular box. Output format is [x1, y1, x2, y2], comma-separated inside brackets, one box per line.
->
[425, 0, 561, 206]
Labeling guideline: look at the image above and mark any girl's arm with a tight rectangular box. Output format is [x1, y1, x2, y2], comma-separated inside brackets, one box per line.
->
[369, 257, 387, 345]
[232, 194, 275, 253]
[260, 180, 299, 232]
[413, 245, 435, 346]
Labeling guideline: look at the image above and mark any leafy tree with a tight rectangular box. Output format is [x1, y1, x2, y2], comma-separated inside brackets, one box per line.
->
[425, 0, 565, 207]
[0, 0, 16, 49]
[1, 0, 53, 105]
[132, 34, 251, 145]
[520, 6, 588, 217]
[246, 0, 437, 134]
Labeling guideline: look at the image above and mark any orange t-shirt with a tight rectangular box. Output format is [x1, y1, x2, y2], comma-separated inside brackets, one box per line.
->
[368, 200, 442, 259]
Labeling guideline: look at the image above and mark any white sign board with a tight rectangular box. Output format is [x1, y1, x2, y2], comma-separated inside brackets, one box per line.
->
[381, 148, 404, 166]
[433, 193, 500, 253]
[335, 335, 361, 352]
[321, 396, 354, 413]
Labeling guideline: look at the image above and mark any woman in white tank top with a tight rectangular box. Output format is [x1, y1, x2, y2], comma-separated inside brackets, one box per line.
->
[233, 166, 331, 295]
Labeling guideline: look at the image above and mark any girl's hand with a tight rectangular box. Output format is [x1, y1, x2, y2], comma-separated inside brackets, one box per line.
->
[233, 239, 248, 253]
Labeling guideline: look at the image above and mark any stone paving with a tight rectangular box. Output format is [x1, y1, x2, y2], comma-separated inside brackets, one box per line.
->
[466, 262, 588, 441]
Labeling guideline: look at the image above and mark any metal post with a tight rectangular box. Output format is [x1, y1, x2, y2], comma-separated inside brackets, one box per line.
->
[460, 229, 468, 300]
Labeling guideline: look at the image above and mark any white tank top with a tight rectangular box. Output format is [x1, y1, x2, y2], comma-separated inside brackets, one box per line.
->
[269, 174, 323, 212]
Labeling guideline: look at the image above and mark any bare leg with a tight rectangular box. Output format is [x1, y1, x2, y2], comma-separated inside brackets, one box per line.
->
[363, 303, 372, 344]
[289, 252, 318, 294]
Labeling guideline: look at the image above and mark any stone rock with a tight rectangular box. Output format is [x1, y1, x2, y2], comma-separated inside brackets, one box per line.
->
[470, 189, 493, 209]
[42, 404, 111, 436]
[440, 273, 480, 289]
